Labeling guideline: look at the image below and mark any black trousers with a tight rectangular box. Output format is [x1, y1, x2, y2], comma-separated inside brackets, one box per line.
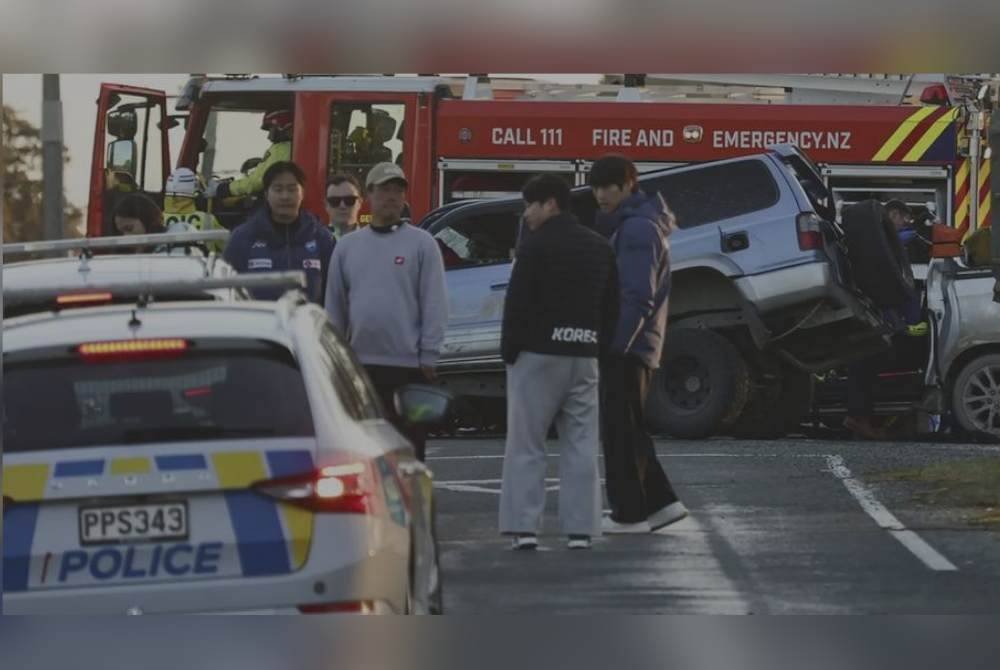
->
[364, 365, 428, 461]
[600, 355, 679, 523]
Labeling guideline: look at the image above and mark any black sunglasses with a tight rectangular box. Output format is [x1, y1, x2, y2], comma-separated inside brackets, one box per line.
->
[326, 196, 359, 207]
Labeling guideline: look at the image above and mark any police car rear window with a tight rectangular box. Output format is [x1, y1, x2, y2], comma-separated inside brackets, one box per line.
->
[3, 340, 314, 453]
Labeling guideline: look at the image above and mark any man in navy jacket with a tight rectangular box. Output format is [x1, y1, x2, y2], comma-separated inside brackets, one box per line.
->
[591, 154, 688, 534]
[223, 161, 334, 304]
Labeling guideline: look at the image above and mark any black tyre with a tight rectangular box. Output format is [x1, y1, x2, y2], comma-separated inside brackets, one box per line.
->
[841, 199, 915, 308]
[646, 328, 750, 438]
[730, 369, 814, 439]
[951, 353, 1000, 443]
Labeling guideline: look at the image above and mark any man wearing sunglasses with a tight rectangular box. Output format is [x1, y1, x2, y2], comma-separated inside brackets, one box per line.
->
[325, 173, 364, 240]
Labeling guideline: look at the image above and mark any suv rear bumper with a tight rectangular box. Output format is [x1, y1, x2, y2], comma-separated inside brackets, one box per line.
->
[735, 261, 843, 314]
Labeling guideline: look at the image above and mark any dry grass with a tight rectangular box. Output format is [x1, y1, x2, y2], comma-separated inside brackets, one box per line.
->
[875, 459, 1000, 525]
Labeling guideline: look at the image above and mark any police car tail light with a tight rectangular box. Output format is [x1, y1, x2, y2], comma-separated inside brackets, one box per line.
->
[56, 292, 113, 307]
[796, 212, 823, 251]
[253, 462, 375, 515]
[297, 600, 375, 614]
[78, 339, 189, 361]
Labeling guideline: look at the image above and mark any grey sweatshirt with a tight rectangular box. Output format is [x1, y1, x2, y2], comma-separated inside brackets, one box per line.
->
[325, 223, 449, 368]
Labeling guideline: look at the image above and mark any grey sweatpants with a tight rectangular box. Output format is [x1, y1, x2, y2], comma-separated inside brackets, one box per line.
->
[499, 352, 602, 536]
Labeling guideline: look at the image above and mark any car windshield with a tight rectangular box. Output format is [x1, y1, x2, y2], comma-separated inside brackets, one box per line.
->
[3, 340, 314, 452]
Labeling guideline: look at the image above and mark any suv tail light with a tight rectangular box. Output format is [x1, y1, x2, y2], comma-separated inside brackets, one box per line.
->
[253, 462, 376, 514]
[796, 212, 824, 250]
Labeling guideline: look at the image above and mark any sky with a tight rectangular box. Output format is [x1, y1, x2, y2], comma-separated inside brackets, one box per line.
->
[2, 73, 602, 213]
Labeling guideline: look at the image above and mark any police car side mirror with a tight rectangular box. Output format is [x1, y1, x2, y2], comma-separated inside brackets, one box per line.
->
[394, 384, 453, 425]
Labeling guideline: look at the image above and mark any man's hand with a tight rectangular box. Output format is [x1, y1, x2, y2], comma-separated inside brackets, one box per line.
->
[421, 366, 438, 383]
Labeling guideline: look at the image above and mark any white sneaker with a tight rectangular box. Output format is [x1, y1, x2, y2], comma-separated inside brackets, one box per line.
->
[567, 535, 592, 550]
[510, 533, 538, 550]
[600, 516, 651, 534]
[648, 501, 689, 532]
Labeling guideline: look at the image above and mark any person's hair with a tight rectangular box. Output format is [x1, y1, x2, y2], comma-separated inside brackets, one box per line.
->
[262, 161, 307, 191]
[326, 173, 362, 194]
[589, 154, 639, 192]
[884, 199, 911, 217]
[522, 174, 571, 211]
[112, 193, 164, 233]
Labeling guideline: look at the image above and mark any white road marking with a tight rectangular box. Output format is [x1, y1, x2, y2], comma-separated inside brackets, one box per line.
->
[432, 450, 960, 572]
[825, 455, 958, 572]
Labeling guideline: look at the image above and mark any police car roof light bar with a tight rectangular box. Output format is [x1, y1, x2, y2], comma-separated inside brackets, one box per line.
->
[2, 271, 307, 308]
[1, 231, 230, 257]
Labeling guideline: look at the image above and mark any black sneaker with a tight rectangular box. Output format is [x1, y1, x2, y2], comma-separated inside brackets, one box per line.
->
[567, 535, 592, 550]
[511, 533, 538, 550]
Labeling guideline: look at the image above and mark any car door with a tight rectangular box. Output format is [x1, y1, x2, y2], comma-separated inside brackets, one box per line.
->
[428, 200, 523, 368]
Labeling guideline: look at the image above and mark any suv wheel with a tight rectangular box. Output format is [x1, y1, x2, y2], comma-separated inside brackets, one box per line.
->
[646, 328, 750, 439]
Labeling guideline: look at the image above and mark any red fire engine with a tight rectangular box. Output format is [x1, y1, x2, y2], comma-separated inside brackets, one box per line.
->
[87, 74, 994, 238]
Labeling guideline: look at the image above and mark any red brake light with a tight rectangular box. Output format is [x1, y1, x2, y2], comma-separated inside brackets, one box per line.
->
[56, 292, 113, 307]
[796, 212, 824, 250]
[78, 338, 189, 362]
[297, 600, 375, 614]
[253, 463, 375, 514]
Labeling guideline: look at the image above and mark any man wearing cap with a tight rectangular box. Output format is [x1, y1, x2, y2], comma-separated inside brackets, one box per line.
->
[325, 162, 449, 461]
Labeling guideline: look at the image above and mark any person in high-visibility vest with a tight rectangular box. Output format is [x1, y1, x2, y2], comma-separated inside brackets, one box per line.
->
[208, 109, 293, 201]
[162, 167, 224, 253]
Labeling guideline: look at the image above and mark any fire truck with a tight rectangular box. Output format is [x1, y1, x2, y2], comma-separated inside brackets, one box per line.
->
[87, 73, 995, 239]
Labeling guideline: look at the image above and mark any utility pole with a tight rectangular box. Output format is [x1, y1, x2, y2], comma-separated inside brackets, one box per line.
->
[42, 74, 64, 240]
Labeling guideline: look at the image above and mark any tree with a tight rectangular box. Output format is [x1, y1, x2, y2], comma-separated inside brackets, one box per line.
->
[2, 104, 81, 243]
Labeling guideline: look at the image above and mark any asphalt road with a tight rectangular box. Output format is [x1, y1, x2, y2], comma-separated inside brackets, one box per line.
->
[427, 436, 1000, 613]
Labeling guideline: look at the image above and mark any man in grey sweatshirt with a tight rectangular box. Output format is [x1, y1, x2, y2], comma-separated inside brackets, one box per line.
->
[325, 162, 449, 460]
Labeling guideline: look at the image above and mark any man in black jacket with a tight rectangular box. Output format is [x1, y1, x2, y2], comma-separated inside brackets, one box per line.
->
[498, 175, 620, 551]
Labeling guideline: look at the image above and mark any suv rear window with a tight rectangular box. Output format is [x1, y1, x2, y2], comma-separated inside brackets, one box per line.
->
[3, 340, 314, 453]
[643, 160, 779, 229]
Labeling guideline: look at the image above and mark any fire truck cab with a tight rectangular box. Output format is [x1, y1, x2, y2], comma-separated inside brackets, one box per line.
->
[87, 73, 994, 240]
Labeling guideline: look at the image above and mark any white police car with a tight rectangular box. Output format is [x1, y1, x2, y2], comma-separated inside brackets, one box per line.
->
[3, 232, 243, 318]
[2, 274, 446, 614]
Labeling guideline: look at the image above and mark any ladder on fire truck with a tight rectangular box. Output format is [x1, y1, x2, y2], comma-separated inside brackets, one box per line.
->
[457, 73, 998, 106]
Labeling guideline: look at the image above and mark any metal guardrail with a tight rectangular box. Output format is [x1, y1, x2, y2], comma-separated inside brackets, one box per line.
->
[2, 271, 306, 307]
[2, 231, 230, 256]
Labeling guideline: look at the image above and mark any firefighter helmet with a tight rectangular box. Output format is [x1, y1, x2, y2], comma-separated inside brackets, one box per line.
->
[261, 109, 293, 132]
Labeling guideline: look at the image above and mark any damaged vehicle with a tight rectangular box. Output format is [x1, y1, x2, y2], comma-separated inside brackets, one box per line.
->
[424, 145, 903, 438]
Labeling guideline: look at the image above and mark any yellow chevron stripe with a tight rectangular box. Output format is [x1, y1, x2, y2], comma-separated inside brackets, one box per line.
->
[902, 108, 959, 162]
[280, 504, 314, 570]
[956, 159, 970, 192]
[212, 452, 266, 489]
[873, 106, 937, 160]
[979, 158, 992, 191]
[979, 197, 992, 228]
[956, 192, 971, 226]
[110, 457, 151, 475]
[3, 464, 50, 502]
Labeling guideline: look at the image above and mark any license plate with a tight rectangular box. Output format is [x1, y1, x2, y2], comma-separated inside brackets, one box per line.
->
[79, 502, 188, 545]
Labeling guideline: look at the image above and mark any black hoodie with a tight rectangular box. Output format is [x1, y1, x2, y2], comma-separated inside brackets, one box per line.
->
[501, 212, 619, 364]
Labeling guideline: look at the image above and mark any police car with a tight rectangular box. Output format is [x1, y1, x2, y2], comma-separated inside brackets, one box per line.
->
[2, 274, 446, 614]
[2, 232, 242, 318]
